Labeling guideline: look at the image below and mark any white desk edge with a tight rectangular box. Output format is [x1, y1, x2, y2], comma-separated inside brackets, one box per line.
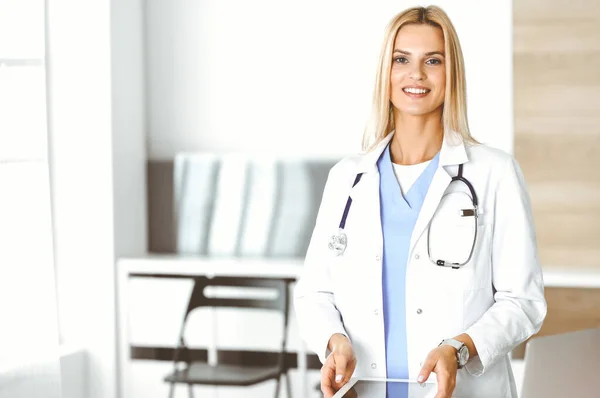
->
[117, 255, 600, 289]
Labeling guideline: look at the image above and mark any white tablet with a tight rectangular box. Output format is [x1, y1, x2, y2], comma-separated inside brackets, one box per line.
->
[332, 377, 438, 398]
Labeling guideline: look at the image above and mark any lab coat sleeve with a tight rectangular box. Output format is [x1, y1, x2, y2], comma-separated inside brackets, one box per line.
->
[463, 156, 547, 376]
[293, 167, 350, 364]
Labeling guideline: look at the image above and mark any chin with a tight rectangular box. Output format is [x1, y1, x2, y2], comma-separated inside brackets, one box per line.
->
[397, 107, 436, 117]
[394, 102, 444, 117]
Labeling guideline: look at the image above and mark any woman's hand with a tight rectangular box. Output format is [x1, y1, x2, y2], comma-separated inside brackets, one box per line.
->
[321, 333, 357, 398]
[418, 345, 458, 398]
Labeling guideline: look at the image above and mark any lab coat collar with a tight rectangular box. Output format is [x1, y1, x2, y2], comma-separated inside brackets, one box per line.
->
[356, 129, 469, 174]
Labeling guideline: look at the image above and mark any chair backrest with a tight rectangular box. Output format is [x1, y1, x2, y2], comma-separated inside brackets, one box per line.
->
[174, 276, 293, 370]
[183, 276, 291, 318]
[520, 328, 600, 398]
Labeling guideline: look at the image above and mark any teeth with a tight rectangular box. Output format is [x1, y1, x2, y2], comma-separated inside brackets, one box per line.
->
[403, 87, 429, 94]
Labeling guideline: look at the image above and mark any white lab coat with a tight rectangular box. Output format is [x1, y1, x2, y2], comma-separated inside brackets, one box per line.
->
[294, 132, 547, 398]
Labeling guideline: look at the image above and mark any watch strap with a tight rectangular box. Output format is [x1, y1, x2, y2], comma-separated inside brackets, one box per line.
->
[439, 338, 467, 368]
[439, 338, 463, 351]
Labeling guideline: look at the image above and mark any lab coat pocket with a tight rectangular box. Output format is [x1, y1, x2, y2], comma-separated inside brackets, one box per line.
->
[421, 225, 491, 338]
[428, 218, 476, 266]
[427, 218, 490, 291]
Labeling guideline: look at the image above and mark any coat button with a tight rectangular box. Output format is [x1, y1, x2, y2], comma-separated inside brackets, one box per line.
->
[415, 254, 420, 260]
[374, 309, 379, 315]
[371, 363, 377, 369]
[375, 254, 381, 261]
[416, 308, 423, 314]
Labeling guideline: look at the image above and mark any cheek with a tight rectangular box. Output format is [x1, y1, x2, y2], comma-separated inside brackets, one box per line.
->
[390, 70, 405, 89]
[434, 71, 446, 95]
[390, 73, 407, 103]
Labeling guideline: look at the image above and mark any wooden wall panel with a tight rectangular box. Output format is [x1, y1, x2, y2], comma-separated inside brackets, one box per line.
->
[512, 287, 600, 359]
[516, 133, 600, 183]
[513, 53, 600, 86]
[514, 0, 600, 270]
[539, 288, 600, 336]
[514, 0, 594, 22]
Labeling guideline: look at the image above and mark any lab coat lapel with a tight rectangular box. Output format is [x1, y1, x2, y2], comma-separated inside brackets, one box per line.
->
[408, 166, 451, 258]
[350, 134, 393, 260]
[349, 163, 383, 257]
[408, 133, 469, 258]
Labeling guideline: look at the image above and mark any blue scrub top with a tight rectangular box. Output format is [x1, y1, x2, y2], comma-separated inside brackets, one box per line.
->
[377, 144, 439, 397]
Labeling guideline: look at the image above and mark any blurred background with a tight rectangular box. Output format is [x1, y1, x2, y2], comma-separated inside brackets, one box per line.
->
[0, 0, 598, 397]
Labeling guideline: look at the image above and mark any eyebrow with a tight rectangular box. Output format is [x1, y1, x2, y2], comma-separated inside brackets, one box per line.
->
[393, 49, 445, 57]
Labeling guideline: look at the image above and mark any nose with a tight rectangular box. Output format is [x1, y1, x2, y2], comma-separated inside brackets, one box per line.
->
[409, 64, 425, 81]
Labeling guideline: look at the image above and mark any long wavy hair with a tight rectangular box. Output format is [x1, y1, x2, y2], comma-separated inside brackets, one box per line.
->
[362, 5, 478, 151]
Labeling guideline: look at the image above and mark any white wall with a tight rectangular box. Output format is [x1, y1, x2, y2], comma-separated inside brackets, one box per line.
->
[146, 0, 513, 160]
[47, 1, 117, 397]
[111, 0, 148, 396]
[47, 1, 146, 398]
[111, 0, 147, 259]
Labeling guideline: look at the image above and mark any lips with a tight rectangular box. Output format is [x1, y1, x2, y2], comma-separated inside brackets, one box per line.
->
[402, 86, 431, 98]
[403, 86, 431, 94]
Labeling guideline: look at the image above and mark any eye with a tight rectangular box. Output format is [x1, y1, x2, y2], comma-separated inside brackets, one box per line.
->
[393, 56, 408, 64]
[426, 58, 442, 65]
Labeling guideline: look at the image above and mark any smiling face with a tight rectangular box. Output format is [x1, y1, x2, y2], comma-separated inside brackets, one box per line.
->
[389, 23, 446, 118]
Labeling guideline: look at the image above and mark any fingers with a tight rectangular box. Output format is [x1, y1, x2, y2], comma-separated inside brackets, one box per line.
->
[434, 370, 454, 398]
[321, 354, 336, 398]
[418, 355, 436, 384]
[431, 349, 456, 398]
[435, 371, 447, 393]
[321, 348, 357, 398]
[335, 353, 350, 385]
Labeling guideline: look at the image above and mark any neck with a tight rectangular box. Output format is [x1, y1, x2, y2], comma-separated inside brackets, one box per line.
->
[390, 110, 443, 165]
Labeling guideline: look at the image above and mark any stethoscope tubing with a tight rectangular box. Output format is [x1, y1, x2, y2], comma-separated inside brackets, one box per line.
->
[331, 163, 479, 269]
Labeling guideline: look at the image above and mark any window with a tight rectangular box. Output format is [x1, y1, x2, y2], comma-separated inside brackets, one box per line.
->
[0, 3, 62, 395]
[0, 0, 47, 162]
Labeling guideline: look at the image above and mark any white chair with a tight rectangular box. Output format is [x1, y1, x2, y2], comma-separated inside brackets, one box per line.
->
[520, 328, 600, 398]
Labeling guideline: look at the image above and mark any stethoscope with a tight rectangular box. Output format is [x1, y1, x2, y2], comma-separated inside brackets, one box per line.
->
[328, 163, 479, 269]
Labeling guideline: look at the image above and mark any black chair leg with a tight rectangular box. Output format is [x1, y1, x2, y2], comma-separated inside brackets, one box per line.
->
[285, 372, 292, 398]
[187, 384, 194, 398]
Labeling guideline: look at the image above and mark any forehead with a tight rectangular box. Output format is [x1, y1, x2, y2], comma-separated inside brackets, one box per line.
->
[394, 24, 445, 51]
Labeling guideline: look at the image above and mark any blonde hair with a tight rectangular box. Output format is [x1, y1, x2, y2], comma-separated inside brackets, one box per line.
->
[362, 5, 478, 151]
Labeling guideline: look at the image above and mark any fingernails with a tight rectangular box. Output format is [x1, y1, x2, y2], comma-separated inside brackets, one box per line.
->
[417, 375, 424, 383]
[335, 374, 343, 383]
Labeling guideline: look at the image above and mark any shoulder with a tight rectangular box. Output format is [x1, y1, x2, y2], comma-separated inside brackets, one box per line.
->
[326, 152, 363, 181]
[464, 142, 524, 177]
[465, 142, 514, 168]
[465, 142, 529, 193]
[319, 151, 372, 199]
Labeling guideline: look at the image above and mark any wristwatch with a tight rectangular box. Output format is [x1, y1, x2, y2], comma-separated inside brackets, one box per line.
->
[439, 338, 469, 369]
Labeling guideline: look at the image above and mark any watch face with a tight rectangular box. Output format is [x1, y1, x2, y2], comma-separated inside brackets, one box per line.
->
[459, 347, 469, 364]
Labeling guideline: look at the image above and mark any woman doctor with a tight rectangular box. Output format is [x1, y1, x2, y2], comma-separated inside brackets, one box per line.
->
[294, 5, 547, 398]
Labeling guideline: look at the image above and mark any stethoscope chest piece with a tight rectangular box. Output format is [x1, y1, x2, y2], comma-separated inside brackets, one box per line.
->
[328, 228, 348, 256]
